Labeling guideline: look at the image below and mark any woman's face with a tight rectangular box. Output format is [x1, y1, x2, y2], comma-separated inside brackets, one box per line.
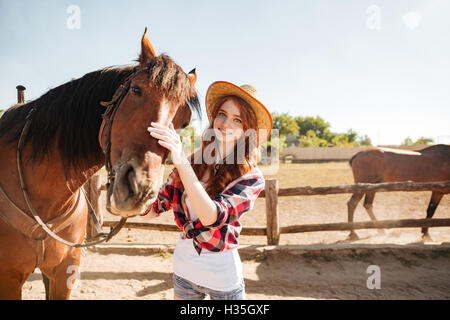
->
[213, 99, 245, 144]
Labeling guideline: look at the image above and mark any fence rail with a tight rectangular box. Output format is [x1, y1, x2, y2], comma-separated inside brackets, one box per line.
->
[86, 178, 450, 245]
[102, 218, 450, 236]
[259, 180, 450, 197]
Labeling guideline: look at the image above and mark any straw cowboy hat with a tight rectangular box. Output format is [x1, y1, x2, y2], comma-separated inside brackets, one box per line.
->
[205, 81, 273, 145]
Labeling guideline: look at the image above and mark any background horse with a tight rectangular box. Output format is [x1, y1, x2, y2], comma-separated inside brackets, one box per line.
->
[347, 144, 450, 240]
[0, 29, 200, 299]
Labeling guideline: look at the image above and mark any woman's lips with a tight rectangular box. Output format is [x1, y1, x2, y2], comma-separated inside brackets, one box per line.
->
[218, 128, 229, 136]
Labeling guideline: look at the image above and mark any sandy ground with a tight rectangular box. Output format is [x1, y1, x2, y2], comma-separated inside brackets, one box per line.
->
[21, 163, 450, 300]
[22, 243, 450, 300]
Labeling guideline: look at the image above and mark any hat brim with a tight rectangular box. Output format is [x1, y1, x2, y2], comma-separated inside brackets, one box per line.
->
[205, 81, 273, 145]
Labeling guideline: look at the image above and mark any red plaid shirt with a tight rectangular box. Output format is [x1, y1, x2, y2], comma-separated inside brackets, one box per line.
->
[149, 166, 265, 255]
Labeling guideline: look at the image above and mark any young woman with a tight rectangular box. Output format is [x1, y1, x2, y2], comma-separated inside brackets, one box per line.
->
[141, 81, 272, 300]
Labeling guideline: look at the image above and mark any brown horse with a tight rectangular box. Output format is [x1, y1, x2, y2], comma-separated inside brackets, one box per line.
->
[0, 29, 200, 299]
[347, 144, 450, 240]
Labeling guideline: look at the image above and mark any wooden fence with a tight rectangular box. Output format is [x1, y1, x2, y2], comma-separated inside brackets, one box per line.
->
[86, 176, 450, 245]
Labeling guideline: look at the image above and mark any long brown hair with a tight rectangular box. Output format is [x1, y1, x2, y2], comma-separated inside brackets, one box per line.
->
[190, 95, 259, 196]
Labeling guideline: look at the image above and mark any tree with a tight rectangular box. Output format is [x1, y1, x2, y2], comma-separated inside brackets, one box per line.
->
[402, 137, 414, 146]
[356, 134, 372, 146]
[179, 125, 198, 155]
[298, 130, 328, 147]
[270, 112, 372, 148]
[345, 129, 358, 144]
[414, 137, 434, 145]
[330, 133, 353, 147]
[402, 136, 434, 146]
[272, 112, 299, 137]
[270, 112, 299, 152]
[294, 116, 331, 140]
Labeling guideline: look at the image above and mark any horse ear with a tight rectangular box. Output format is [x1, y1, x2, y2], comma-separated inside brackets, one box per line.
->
[139, 27, 157, 65]
[187, 68, 197, 85]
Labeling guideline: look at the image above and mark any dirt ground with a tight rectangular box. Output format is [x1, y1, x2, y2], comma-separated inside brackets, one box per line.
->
[22, 244, 450, 300]
[22, 163, 450, 300]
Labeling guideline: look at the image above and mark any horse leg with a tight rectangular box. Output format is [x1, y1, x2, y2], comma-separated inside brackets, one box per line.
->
[43, 274, 50, 300]
[363, 192, 385, 236]
[0, 225, 37, 300]
[0, 272, 25, 299]
[421, 191, 444, 241]
[347, 193, 364, 240]
[45, 248, 82, 300]
[0, 263, 35, 299]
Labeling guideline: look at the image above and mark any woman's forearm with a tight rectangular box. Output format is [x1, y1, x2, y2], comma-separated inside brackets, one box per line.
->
[176, 157, 218, 226]
[147, 122, 218, 226]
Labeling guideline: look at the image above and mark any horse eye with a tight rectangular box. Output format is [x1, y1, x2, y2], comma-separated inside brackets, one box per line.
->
[182, 123, 188, 129]
[131, 86, 142, 96]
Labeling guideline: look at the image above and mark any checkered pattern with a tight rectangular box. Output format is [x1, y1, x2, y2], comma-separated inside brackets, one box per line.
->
[150, 166, 265, 255]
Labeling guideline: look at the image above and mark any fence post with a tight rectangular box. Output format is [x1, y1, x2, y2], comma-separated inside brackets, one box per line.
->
[85, 174, 102, 240]
[16, 85, 26, 104]
[265, 179, 280, 245]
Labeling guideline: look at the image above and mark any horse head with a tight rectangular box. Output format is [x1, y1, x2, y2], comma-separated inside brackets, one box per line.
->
[99, 28, 199, 217]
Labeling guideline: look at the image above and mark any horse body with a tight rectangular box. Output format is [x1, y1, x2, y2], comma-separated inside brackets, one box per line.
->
[351, 145, 450, 183]
[0, 131, 91, 299]
[347, 144, 450, 240]
[0, 30, 199, 299]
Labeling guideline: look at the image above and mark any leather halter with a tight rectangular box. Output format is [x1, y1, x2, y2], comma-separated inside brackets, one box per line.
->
[98, 67, 154, 214]
[98, 78, 132, 193]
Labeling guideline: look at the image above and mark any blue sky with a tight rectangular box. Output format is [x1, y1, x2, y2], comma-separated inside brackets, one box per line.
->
[1, 0, 449, 145]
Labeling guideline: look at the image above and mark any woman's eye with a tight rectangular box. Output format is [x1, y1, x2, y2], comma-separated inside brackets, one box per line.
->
[234, 118, 242, 123]
[218, 112, 226, 117]
[131, 86, 142, 96]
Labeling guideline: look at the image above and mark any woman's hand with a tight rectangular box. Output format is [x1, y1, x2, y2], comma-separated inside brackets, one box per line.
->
[139, 206, 159, 220]
[148, 122, 218, 227]
[147, 122, 186, 167]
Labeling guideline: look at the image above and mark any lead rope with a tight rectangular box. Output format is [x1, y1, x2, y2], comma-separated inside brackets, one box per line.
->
[80, 186, 108, 240]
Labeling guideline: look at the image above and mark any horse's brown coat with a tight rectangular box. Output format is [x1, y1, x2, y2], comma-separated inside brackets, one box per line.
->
[0, 30, 198, 299]
[347, 144, 450, 239]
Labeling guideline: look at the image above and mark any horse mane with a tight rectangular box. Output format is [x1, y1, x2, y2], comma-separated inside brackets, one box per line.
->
[142, 54, 201, 113]
[0, 54, 201, 175]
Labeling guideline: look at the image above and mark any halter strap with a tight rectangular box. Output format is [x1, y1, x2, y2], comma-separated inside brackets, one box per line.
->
[14, 104, 127, 249]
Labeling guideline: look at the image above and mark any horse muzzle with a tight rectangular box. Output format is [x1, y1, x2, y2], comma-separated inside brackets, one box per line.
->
[106, 160, 159, 217]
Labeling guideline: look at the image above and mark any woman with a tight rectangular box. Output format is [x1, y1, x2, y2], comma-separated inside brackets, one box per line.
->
[141, 81, 272, 300]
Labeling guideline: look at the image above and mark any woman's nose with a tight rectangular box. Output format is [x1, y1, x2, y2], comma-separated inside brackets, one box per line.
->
[221, 117, 233, 129]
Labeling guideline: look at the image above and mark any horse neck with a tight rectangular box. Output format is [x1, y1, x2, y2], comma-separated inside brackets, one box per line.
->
[0, 66, 140, 221]
[0, 133, 104, 223]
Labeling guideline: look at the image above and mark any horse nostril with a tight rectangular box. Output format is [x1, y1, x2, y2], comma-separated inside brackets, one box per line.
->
[126, 166, 139, 197]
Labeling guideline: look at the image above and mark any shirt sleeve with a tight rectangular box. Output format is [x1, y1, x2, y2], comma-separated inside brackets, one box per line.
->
[151, 169, 180, 215]
[207, 176, 265, 229]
